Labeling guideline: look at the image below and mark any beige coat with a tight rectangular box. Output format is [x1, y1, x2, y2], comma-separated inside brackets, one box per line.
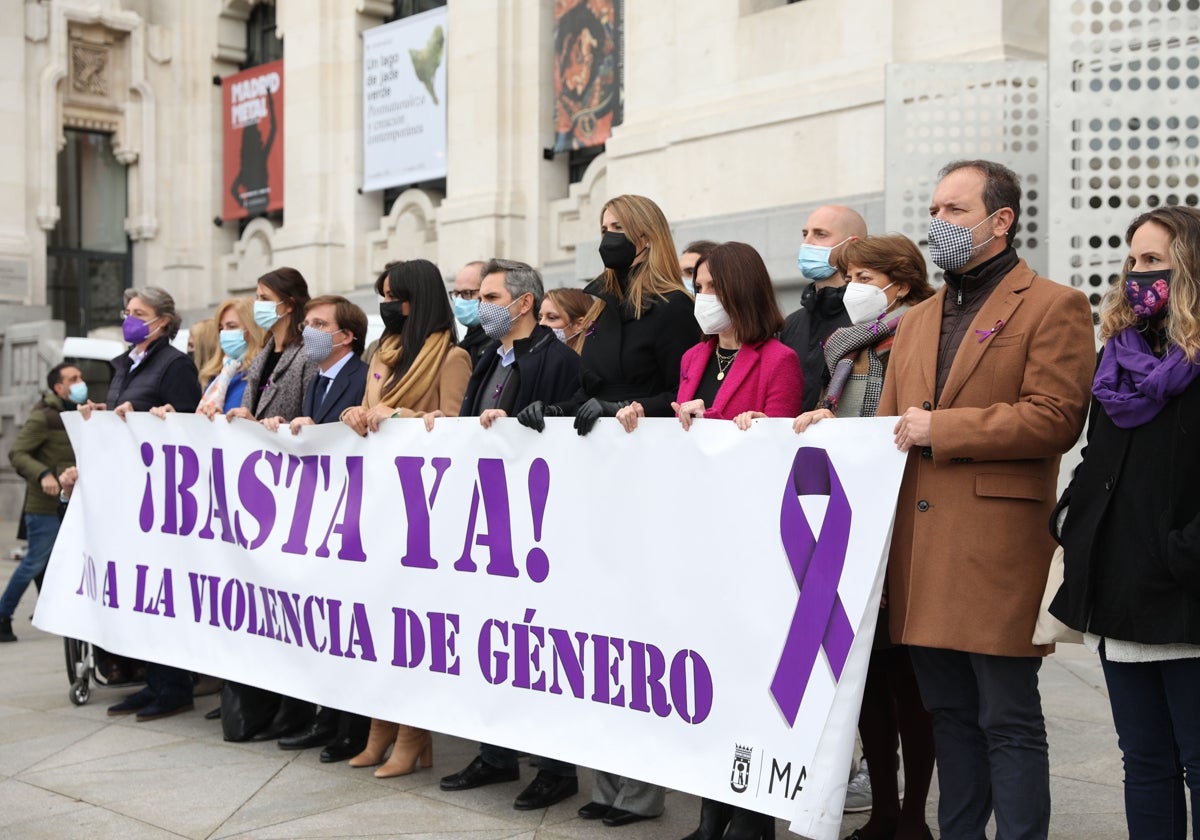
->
[363, 345, 472, 418]
[878, 259, 1095, 657]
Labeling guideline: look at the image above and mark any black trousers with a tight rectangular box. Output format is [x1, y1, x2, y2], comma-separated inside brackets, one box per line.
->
[908, 646, 1050, 840]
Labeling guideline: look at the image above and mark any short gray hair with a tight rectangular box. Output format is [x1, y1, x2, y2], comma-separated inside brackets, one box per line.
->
[124, 286, 182, 340]
[482, 258, 544, 309]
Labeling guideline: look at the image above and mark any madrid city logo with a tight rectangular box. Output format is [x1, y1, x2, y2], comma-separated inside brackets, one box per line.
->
[730, 743, 753, 793]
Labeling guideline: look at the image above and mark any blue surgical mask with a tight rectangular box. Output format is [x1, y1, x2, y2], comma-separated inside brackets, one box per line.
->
[219, 329, 248, 360]
[453, 296, 481, 327]
[68, 382, 89, 404]
[254, 300, 282, 330]
[797, 237, 854, 281]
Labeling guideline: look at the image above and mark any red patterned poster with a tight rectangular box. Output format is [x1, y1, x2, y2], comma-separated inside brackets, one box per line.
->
[553, 0, 622, 153]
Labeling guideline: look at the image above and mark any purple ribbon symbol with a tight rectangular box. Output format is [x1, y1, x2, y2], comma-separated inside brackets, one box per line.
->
[771, 447, 855, 728]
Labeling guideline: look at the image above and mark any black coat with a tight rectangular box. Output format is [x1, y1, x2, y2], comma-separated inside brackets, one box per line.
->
[461, 325, 581, 416]
[108, 338, 201, 413]
[557, 279, 699, 417]
[779, 284, 850, 412]
[1051, 369, 1200, 645]
[458, 324, 492, 368]
[302, 354, 368, 424]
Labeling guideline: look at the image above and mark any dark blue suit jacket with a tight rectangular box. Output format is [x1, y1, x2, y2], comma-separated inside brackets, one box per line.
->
[303, 354, 368, 424]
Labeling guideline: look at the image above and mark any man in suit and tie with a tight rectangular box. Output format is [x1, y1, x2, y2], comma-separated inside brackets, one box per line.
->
[262, 295, 369, 434]
[259, 295, 371, 761]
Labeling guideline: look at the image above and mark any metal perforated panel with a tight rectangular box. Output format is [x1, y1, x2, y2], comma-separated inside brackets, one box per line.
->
[1047, 0, 1200, 325]
[884, 62, 1049, 283]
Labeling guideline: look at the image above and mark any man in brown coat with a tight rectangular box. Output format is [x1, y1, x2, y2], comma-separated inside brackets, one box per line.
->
[879, 160, 1095, 839]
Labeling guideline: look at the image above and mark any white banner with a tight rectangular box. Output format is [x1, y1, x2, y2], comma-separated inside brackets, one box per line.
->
[36, 413, 907, 839]
[362, 7, 448, 191]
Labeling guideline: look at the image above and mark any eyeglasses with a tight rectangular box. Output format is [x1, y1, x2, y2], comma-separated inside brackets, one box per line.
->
[120, 309, 153, 319]
[450, 289, 480, 300]
[302, 319, 342, 333]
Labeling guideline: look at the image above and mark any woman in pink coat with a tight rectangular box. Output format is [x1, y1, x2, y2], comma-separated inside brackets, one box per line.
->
[617, 240, 801, 840]
[616, 241, 802, 438]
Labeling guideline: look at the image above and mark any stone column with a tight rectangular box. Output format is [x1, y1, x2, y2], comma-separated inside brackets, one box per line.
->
[271, 0, 382, 294]
[436, 0, 565, 272]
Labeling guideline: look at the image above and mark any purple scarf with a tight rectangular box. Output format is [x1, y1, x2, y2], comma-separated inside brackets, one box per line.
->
[1093, 327, 1200, 428]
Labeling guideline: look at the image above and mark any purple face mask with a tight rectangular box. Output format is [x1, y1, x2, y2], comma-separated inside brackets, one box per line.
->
[123, 314, 156, 344]
[1124, 269, 1172, 320]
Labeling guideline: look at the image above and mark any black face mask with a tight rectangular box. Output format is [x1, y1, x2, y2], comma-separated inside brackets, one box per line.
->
[599, 230, 638, 272]
[379, 301, 407, 335]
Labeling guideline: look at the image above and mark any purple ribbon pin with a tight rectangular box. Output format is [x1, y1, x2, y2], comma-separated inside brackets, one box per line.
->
[975, 318, 1005, 343]
[771, 447, 855, 728]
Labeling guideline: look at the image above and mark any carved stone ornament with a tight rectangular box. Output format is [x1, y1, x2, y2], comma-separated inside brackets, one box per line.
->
[71, 43, 109, 96]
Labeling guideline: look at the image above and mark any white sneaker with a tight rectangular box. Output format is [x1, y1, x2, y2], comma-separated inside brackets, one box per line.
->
[843, 758, 872, 813]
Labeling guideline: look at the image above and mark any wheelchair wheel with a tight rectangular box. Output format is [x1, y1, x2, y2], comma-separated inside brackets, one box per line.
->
[69, 678, 90, 706]
[63, 637, 87, 684]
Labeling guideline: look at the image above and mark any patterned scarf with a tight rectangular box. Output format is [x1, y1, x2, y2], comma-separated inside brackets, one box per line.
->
[364, 330, 453, 410]
[198, 355, 242, 414]
[819, 313, 903, 417]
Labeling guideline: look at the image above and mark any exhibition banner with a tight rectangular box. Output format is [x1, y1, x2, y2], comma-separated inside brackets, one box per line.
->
[222, 60, 284, 220]
[36, 413, 906, 839]
[362, 7, 448, 191]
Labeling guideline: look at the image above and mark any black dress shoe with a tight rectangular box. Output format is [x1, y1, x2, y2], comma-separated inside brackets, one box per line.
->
[577, 801, 611, 820]
[439, 755, 520, 791]
[602, 807, 657, 827]
[320, 734, 366, 763]
[135, 700, 194, 721]
[107, 687, 156, 716]
[513, 771, 579, 810]
[278, 719, 338, 750]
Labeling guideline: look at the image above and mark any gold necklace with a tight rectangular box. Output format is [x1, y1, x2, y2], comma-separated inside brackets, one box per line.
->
[715, 347, 738, 381]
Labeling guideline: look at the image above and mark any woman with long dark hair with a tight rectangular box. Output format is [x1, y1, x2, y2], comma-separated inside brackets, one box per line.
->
[343, 258, 471, 777]
[226, 267, 315, 423]
[340, 258, 472, 435]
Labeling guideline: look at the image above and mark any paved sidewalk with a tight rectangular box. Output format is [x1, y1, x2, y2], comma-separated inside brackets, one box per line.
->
[0, 532, 1127, 839]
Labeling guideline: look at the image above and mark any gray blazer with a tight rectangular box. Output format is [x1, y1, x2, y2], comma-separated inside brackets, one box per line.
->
[241, 336, 316, 421]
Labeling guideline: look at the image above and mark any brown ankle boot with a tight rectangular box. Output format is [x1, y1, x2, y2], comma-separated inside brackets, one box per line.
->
[348, 719, 398, 767]
[374, 725, 433, 778]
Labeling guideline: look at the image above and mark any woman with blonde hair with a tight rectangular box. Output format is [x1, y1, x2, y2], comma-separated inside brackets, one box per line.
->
[196, 298, 266, 416]
[1052, 205, 1200, 840]
[343, 258, 471, 778]
[519, 194, 699, 444]
[519, 195, 698, 827]
[539, 286, 601, 354]
[151, 298, 268, 420]
[188, 318, 220, 384]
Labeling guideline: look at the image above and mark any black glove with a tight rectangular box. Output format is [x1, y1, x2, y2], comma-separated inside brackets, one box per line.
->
[516, 400, 562, 433]
[573, 398, 625, 436]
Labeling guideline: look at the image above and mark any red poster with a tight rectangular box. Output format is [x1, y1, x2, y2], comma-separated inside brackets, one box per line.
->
[222, 60, 284, 221]
[553, 0, 622, 153]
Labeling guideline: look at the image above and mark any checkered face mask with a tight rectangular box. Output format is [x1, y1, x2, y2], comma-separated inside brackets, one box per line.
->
[478, 296, 523, 340]
[927, 209, 999, 272]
